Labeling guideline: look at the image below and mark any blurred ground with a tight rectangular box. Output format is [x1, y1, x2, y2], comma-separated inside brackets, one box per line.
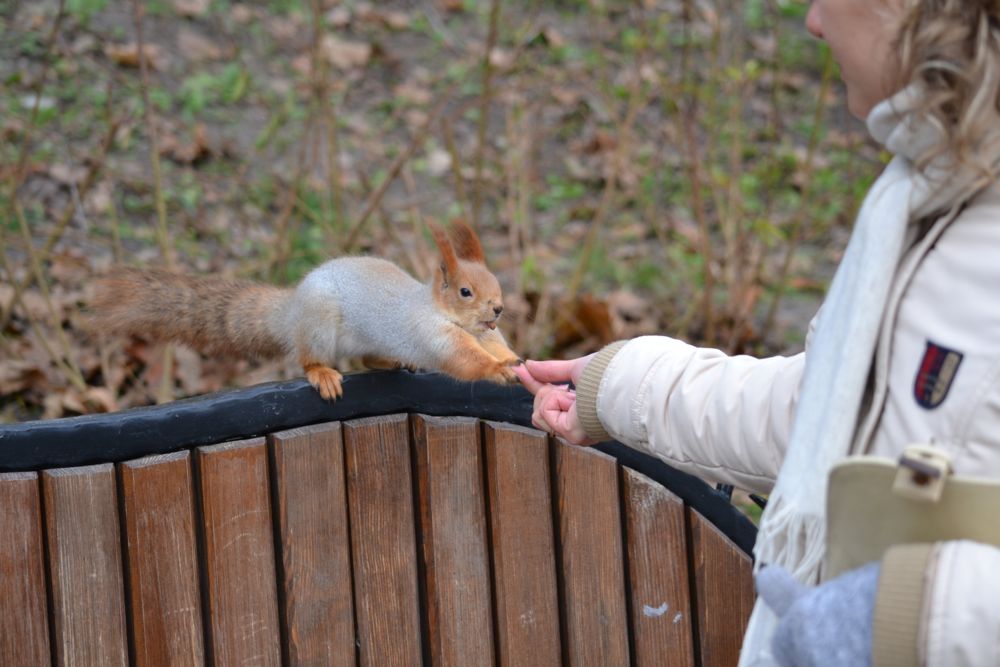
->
[0, 0, 881, 421]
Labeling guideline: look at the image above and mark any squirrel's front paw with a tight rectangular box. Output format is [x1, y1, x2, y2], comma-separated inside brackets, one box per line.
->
[489, 363, 520, 385]
[496, 352, 523, 367]
[305, 365, 343, 401]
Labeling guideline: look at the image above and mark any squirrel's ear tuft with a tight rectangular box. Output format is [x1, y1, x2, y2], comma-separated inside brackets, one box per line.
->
[428, 220, 459, 286]
[448, 219, 486, 264]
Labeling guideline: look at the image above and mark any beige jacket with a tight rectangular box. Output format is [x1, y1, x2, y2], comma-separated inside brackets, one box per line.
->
[576, 184, 1000, 665]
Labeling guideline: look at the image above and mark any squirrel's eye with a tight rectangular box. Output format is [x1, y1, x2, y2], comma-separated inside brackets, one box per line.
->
[460, 287, 472, 298]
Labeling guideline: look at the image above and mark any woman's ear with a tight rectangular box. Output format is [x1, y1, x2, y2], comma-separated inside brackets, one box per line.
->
[428, 220, 459, 287]
[448, 219, 486, 264]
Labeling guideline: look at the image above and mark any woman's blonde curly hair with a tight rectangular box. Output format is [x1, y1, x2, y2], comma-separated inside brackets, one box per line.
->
[896, 0, 1000, 183]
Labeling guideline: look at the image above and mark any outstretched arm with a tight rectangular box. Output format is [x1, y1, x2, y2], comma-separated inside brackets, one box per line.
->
[519, 336, 805, 493]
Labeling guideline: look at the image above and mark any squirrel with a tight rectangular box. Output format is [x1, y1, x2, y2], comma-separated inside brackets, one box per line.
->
[90, 220, 522, 400]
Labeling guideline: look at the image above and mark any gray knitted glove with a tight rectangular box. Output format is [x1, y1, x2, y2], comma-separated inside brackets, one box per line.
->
[755, 562, 880, 667]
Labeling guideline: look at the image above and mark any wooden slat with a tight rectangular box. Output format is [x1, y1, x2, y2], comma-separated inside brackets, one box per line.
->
[269, 422, 355, 666]
[0, 472, 51, 666]
[688, 508, 755, 667]
[622, 467, 695, 667]
[554, 442, 630, 666]
[119, 451, 205, 666]
[197, 438, 281, 666]
[412, 415, 494, 666]
[343, 414, 423, 666]
[483, 422, 561, 667]
[42, 463, 128, 666]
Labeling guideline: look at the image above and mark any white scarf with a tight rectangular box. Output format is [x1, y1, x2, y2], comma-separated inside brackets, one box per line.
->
[739, 85, 990, 666]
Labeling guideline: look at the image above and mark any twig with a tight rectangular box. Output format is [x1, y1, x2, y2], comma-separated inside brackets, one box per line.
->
[130, 0, 173, 269]
[471, 0, 502, 229]
[11, 197, 88, 392]
[761, 49, 836, 336]
[0, 113, 119, 329]
[565, 2, 649, 302]
[309, 0, 345, 249]
[440, 116, 471, 221]
[10, 0, 66, 190]
[341, 83, 458, 252]
[269, 113, 317, 283]
[130, 0, 176, 405]
[679, 0, 716, 341]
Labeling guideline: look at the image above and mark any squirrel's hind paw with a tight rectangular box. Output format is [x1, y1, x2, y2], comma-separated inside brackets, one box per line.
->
[305, 364, 344, 401]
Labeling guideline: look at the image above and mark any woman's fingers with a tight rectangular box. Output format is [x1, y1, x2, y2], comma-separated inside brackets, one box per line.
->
[513, 363, 545, 394]
[524, 358, 579, 385]
[531, 385, 592, 446]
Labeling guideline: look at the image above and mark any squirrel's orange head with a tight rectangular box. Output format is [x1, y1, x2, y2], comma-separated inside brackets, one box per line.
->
[429, 220, 505, 335]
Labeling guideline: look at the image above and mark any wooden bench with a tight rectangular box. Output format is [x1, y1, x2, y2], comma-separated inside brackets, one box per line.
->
[0, 371, 756, 666]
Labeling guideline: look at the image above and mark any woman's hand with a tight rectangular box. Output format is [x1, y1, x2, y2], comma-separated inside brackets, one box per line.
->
[514, 355, 598, 446]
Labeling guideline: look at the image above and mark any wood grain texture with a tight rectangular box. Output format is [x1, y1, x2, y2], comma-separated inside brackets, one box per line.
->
[622, 467, 695, 667]
[343, 414, 423, 667]
[482, 422, 561, 667]
[412, 415, 494, 666]
[269, 422, 355, 666]
[688, 508, 755, 667]
[0, 472, 51, 666]
[553, 441, 630, 667]
[42, 463, 128, 667]
[119, 451, 205, 666]
[197, 438, 281, 667]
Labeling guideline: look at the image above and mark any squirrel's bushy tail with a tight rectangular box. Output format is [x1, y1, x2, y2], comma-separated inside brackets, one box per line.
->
[90, 268, 291, 360]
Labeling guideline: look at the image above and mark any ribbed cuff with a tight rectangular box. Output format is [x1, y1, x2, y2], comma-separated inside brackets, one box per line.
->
[872, 543, 934, 667]
[575, 340, 629, 442]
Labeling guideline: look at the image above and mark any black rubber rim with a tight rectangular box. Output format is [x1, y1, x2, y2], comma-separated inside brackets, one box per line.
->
[0, 370, 758, 555]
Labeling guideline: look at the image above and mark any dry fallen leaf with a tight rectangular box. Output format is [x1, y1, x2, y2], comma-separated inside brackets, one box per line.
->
[541, 26, 566, 49]
[394, 80, 433, 106]
[553, 293, 616, 352]
[83, 387, 118, 413]
[104, 42, 166, 70]
[173, 346, 204, 395]
[160, 123, 213, 165]
[488, 48, 515, 71]
[230, 3, 256, 24]
[177, 28, 225, 61]
[325, 6, 351, 27]
[426, 148, 452, 177]
[380, 10, 410, 30]
[321, 35, 373, 70]
[0, 360, 47, 396]
[48, 162, 88, 186]
[172, 0, 210, 18]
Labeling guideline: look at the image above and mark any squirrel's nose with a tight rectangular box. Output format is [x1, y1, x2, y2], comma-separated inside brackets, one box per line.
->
[493, 305, 503, 317]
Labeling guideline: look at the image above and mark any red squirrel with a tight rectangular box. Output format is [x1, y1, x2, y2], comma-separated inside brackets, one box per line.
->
[91, 221, 521, 400]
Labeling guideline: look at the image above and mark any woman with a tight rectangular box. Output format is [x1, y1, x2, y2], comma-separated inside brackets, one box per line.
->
[516, 1, 1000, 665]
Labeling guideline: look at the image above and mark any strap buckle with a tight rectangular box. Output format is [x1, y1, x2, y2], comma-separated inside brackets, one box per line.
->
[892, 444, 953, 503]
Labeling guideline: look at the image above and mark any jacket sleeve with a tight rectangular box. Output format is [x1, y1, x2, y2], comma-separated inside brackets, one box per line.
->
[575, 335, 805, 493]
[873, 540, 1000, 667]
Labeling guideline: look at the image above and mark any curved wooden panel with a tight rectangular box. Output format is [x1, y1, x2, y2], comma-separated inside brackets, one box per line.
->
[622, 467, 695, 667]
[688, 508, 755, 667]
[196, 438, 281, 666]
[483, 422, 561, 667]
[412, 414, 495, 666]
[0, 472, 51, 666]
[553, 442, 630, 666]
[42, 464, 128, 666]
[269, 422, 356, 666]
[119, 451, 204, 666]
[344, 414, 423, 667]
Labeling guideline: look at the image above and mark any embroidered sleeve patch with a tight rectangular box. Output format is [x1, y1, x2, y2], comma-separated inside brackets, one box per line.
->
[914, 340, 964, 409]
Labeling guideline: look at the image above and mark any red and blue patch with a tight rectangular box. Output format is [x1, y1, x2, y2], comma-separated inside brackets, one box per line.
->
[914, 340, 963, 409]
